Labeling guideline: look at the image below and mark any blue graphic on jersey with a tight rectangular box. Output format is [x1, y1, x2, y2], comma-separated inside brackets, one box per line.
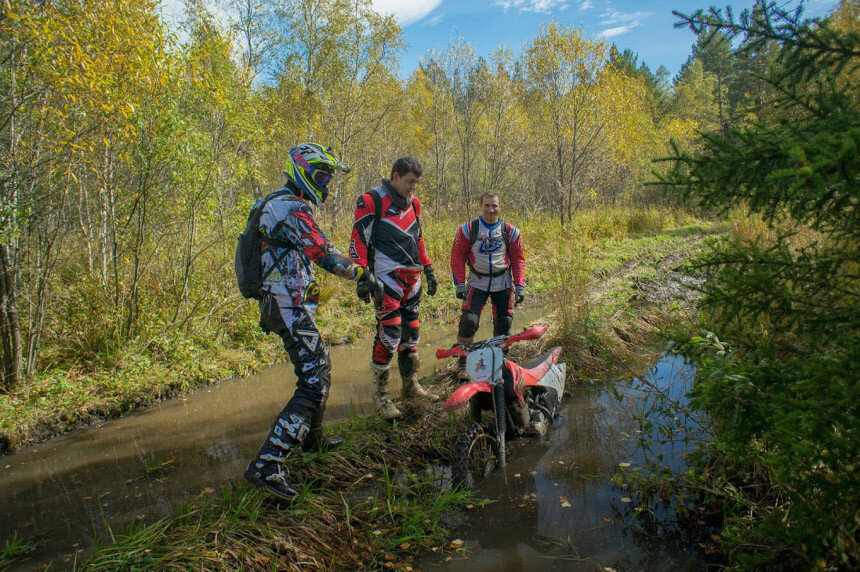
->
[478, 239, 504, 255]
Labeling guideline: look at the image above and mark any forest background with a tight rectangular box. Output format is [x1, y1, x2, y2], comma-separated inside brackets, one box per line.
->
[1, 0, 858, 569]
[0, 0, 725, 402]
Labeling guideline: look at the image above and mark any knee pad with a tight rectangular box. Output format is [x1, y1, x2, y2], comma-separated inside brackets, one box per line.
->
[372, 339, 394, 365]
[458, 311, 480, 338]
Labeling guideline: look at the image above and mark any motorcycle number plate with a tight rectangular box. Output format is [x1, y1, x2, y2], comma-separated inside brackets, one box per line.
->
[466, 347, 503, 383]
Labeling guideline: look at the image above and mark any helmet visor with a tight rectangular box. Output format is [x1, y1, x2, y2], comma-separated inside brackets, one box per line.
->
[311, 167, 333, 187]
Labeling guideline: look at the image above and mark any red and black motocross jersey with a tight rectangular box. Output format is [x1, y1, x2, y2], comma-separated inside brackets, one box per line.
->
[350, 183, 432, 275]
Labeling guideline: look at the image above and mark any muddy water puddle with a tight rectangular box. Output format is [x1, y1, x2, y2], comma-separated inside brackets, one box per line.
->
[418, 353, 708, 571]
[0, 307, 545, 569]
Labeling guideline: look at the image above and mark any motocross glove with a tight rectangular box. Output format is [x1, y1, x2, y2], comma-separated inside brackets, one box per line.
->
[515, 285, 525, 306]
[424, 265, 438, 296]
[356, 268, 384, 304]
[455, 283, 468, 300]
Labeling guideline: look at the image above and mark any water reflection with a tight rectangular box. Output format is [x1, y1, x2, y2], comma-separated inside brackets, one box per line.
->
[419, 352, 707, 571]
[0, 307, 544, 569]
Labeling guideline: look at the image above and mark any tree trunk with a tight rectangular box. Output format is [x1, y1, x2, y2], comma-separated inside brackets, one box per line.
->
[0, 244, 22, 389]
[1, 57, 22, 389]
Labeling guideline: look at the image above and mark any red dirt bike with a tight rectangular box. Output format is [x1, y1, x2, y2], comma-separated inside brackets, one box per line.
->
[437, 324, 567, 487]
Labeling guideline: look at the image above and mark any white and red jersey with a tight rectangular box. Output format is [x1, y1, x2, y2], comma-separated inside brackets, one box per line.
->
[451, 217, 524, 292]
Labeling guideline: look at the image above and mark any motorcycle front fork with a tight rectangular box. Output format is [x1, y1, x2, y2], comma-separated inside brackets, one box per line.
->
[490, 380, 507, 468]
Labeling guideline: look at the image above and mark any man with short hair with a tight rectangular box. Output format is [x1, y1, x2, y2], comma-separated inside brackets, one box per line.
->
[350, 157, 440, 420]
[243, 143, 384, 500]
[450, 191, 525, 377]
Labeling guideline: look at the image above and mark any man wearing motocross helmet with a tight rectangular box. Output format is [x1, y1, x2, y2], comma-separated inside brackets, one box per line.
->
[350, 157, 439, 420]
[244, 143, 384, 500]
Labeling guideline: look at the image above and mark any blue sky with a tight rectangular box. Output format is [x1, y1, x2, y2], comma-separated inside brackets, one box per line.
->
[373, 0, 840, 80]
[158, 1, 841, 81]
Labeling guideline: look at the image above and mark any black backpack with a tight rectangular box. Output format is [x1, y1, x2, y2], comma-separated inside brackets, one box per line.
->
[469, 218, 510, 248]
[234, 189, 290, 299]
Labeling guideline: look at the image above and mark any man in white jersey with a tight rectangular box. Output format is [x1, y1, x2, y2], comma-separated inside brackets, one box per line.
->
[450, 191, 525, 378]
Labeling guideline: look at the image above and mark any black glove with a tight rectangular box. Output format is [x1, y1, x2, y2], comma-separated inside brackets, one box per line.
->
[356, 280, 371, 304]
[455, 283, 467, 300]
[357, 268, 384, 304]
[515, 285, 525, 306]
[424, 265, 437, 296]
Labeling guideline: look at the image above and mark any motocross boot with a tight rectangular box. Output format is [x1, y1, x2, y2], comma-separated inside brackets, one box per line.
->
[244, 409, 309, 499]
[301, 404, 344, 453]
[372, 362, 402, 420]
[399, 350, 439, 401]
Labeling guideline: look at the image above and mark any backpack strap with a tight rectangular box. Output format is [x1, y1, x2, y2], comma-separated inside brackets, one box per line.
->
[367, 186, 422, 238]
[469, 219, 480, 247]
[467, 219, 512, 278]
[260, 189, 295, 245]
[364, 188, 423, 273]
[258, 189, 295, 282]
[364, 188, 383, 273]
[469, 219, 509, 248]
[369, 188, 383, 224]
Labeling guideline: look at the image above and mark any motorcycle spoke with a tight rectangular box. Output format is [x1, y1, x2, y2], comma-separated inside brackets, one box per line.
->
[452, 425, 501, 488]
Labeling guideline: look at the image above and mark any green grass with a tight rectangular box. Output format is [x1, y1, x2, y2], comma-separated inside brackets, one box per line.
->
[79, 415, 482, 571]
[0, 206, 717, 455]
[1, 532, 37, 563]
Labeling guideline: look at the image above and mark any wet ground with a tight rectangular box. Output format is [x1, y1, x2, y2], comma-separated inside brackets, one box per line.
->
[0, 306, 708, 571]
[0, 307, 545, 570]
[417, 353, 708, 571]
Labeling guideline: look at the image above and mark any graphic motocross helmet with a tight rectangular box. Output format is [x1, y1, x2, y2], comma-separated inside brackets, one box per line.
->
[284, 143, 350, 206]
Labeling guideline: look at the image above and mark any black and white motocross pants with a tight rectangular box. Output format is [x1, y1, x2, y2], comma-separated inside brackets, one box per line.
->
[255, 294, 331, 454]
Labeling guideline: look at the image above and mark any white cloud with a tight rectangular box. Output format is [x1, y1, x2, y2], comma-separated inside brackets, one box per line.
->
[579, 0, 593, 9]
[371, 0, 443, 26]
[600, 25, 633, 38]
[596, 7, 648, 37]
[423, 14, 444, 26]
[601, 8, 649, 25]
[494, 0, 569, 14]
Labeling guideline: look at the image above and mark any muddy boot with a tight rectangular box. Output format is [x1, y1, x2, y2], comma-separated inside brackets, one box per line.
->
[372, 362, 402, 420]
[244, 410, 309, 499]
[399, 350, 439, 401]
[301, 405, 344, 453]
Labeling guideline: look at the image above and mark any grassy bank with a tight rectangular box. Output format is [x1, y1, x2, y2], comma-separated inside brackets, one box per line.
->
[622, 208, 860, 570]
[82, 415, 473, 571]
[0, 207, 711, 455]
[3, 208, 721, 570]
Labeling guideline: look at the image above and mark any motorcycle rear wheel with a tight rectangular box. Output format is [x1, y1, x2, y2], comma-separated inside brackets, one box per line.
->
[451, 425, 501, 488]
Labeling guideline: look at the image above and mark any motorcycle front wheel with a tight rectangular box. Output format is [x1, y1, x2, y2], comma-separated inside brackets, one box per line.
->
[451, 424, 501, 488]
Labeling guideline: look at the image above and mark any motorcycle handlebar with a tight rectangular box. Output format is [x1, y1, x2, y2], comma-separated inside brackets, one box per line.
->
[436, 324, 548, 359]
[436, 347, 466, 359]
[503, 324, 548, 347]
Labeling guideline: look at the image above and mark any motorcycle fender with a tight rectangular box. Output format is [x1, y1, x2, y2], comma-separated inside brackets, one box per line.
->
[537, 362, 566, 398]
[510, 346, 564, 388]
[444, 382, 492, 411]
